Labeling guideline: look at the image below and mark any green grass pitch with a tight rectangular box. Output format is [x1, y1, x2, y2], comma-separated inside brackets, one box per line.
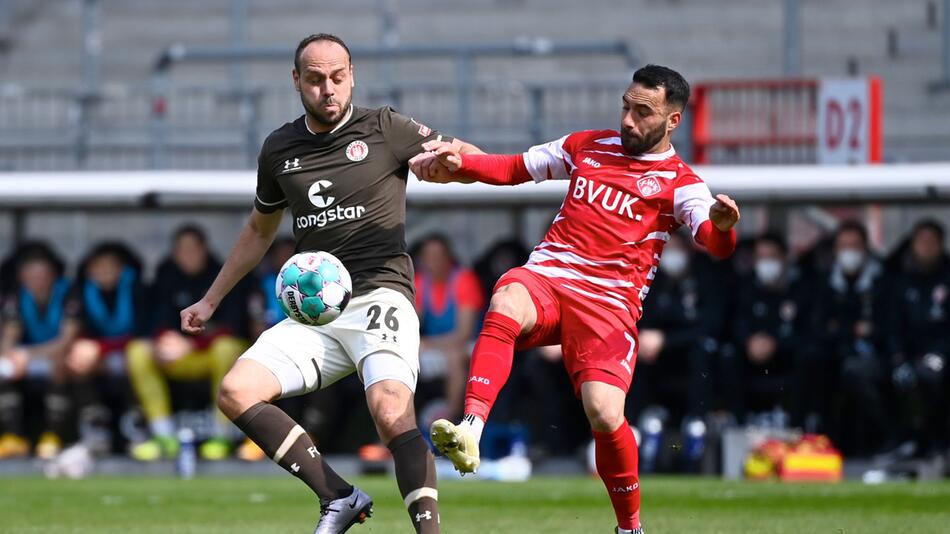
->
[3, 475, 949, 533]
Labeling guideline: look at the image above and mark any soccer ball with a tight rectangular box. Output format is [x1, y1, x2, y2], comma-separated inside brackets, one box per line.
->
[276, 251, 352, 326]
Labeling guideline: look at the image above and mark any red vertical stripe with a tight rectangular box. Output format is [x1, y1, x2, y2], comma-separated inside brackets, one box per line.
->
[691, 85, 709, 164]
[868, 76, 884, 163]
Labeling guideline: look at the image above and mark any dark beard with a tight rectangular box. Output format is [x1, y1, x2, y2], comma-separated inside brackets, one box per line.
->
[621, 122, 667, 155]
[301, 93, 352, 129]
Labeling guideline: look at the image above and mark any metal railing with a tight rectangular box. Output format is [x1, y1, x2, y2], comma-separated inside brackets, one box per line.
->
[0, 79, 631, 171]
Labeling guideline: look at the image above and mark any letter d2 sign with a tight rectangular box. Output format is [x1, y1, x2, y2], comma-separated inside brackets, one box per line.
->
[817, 77, 883, 164]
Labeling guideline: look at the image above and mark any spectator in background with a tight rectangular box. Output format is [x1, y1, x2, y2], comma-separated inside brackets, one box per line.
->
[0, 245, 79, 459]
[62, 242, 148, 454]
[632, 231, 726, 471]
[886, 220, 950, 458]
[249, 236, 296, 334]
[126, 225, 247, 462]
[0, 242, 67, 296]
[412, 234, 483, 420]
[810, 221, 891, 454]
[722, 233, 810, 426]
[473, 239, 530, 312]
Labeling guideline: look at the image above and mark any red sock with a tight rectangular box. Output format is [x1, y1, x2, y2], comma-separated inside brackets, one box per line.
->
[593, 422, 641, 530]
[462, 311, 522, 421]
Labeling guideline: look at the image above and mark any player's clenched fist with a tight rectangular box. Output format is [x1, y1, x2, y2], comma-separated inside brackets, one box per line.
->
[180, 299, 216, 335]
[710, 193, 740, 231]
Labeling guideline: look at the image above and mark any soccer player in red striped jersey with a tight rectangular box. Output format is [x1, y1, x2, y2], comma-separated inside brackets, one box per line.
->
[410, 65, 740, 534]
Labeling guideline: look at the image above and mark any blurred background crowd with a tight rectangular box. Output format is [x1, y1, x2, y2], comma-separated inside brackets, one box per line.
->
[2, 0, 950, 477]
[1, 216, 947, 473]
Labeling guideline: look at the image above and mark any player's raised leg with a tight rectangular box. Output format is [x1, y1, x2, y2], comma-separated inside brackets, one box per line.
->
[218, 358, 369, 533]
[581, 381, 643, 534]
[430, 281, 537, 473]
[362, 353, 440, 534]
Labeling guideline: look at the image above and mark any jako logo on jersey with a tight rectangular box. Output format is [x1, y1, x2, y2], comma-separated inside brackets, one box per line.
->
[299, 180, 367, 229]
[307, 180, 336, 208]
[581, 157, 601, 168]
[611, 483, 639, 493]
[636, 176, 662, 197]
[345, 140, 369, 162]
[283, 158, 301, 172]
[572, 176, 638, 219]
[469, 376, 491, 385]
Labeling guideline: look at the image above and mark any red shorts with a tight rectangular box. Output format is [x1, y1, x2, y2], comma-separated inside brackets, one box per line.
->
[495, 266, 639, 397]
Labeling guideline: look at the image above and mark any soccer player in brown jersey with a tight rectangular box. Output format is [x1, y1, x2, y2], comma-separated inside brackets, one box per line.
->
[179, 34, 480, 534]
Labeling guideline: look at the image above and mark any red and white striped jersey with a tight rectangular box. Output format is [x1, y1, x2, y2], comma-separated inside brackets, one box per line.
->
[521, 129, 716, 321]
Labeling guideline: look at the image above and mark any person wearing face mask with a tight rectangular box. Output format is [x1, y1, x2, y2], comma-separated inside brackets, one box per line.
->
[629, 231, 725, 471]
[810, 221, 891, 454]
[885, 220, 950, 459]
[723, 233, 808, 425]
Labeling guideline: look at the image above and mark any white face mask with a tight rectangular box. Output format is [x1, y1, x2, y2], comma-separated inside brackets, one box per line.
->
[755, 259, 784, 285]
[660, 248, 689, 277]
[837, 248, 865, 274]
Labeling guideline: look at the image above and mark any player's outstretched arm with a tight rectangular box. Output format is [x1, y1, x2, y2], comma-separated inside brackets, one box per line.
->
[180, 207, 283, 334]
[409, 141, 475, 184]
[410, 140, 532, 186]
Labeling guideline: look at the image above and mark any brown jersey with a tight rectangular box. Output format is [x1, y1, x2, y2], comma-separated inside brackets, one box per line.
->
[254, 106, 450, 302]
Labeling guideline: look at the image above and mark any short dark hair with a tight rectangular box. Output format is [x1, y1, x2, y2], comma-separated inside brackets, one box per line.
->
[836, 220, 868, 245]
[17, 248, 58, 272]
[295, 33, 351, 71]
[632, 64, 690, 112]
[410, 232, 458, 266]
[756, 231, 788, 254]
[912, 219, 945, 242]
[173, 224, 207, 246]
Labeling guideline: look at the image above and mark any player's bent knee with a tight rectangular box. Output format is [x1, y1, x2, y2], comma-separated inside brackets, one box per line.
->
[365, 372, 416, 442]
[586, 405, 626, 433]
[488, 284, 533, 328]
[582, 392, 626, 433]
[216, 376, 248, 419]
[581, 381, 627, 432]
[217, 362, 280, 419]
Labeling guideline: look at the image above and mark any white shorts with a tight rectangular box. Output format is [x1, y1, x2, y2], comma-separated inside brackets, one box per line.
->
[239, 287, 420, 398]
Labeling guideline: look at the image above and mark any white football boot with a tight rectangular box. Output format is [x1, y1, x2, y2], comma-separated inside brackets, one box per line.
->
[430, 418, 480, 474]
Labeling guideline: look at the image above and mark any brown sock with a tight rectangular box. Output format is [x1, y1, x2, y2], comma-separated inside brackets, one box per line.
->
[235, 402, 352, 502]
[388, 429, 440, 533]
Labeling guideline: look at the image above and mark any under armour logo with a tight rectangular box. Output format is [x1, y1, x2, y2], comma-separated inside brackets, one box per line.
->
[290, 463, 300, 473]
[284, 158, 301, 171]
[415, 511, 432, 522]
